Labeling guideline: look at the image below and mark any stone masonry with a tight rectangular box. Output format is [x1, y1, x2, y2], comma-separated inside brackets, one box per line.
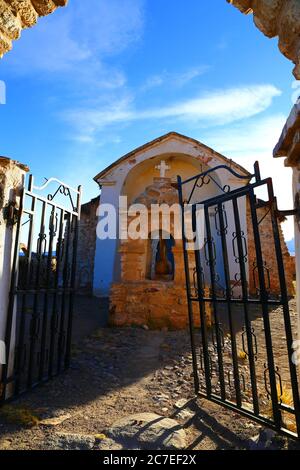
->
[247, 199, 295, 297]
[79, 179, 295, 330]
[1, 1, 299, 79]
[0, 0, 68, 57]
[76, 195, 99, 294]
[274, 100, 300, 341]
[109, 282, 205, 330]
[109, 177, 212, 330]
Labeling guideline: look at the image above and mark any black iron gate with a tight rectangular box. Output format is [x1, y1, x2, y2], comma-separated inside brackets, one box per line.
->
[178, 161, 300, 439]
[0, 175, 81, 402]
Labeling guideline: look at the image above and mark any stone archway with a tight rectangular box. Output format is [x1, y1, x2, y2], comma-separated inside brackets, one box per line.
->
[1, 1, 299, 80]
[0, 0, 68, 57]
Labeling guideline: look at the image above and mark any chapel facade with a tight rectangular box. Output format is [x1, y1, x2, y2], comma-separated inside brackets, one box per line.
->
[76, 132, 295, 329]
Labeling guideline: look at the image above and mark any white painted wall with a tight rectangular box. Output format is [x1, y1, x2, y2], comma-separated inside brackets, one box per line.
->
[0, 217, 14, 362]
[0, 159, 27, 396]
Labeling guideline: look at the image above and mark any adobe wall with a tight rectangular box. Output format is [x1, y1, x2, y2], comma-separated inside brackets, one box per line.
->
[108, 177, 214, 330]
[109, 282, 208, 330]
[247, 200, 295, 297]
[109, 233, 212, 330]
[76, 196, 99, 294]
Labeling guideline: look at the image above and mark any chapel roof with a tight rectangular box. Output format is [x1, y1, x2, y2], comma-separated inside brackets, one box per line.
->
[94, 132, 251, 182]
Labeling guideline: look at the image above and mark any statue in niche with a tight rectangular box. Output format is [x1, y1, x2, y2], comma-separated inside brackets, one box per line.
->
[154, 233, 174, 280]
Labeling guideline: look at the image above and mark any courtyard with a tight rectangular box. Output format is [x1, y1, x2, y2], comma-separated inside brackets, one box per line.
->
[0, 299, 299, 451]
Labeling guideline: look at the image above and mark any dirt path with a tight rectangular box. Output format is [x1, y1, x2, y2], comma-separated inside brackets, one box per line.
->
[0, 321, 299, 450]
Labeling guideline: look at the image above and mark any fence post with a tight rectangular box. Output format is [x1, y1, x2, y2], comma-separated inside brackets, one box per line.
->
[0, 157, 28, 397]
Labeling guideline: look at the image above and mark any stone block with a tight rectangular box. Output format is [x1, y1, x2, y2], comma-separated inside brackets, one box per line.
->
[109, 281, 212, 330]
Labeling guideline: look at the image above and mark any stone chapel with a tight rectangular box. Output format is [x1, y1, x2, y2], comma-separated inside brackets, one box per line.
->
[76, 132, 295, 329]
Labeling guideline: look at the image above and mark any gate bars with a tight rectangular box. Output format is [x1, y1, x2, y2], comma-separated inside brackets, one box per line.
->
[178, 161, 300, 439]
[0, 175, 81, 402]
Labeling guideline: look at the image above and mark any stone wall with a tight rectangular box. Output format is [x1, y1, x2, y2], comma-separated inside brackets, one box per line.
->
[110, 282, 212, 330]
[81, 178, 295, 328]
[274, 100, 300, 353]
[76, 195, 99, 294]
[247, 200, 295, 297]
[110, 238, 212, 330]
[0, 0, 68, 57]
[109, 177, 213, 330]
[228, 0, 300, 79]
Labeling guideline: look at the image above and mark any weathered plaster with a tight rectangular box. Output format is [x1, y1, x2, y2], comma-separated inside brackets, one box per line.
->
[274, 100, 300, 166]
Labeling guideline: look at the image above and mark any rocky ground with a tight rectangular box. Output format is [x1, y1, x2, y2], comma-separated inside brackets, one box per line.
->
[0, 302, 300, 450]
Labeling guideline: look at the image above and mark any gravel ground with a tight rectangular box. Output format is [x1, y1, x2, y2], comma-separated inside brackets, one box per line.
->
[0, 301, 300, 450]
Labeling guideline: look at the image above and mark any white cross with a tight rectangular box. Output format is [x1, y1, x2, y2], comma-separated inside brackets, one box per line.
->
[155, 160, 170, 178]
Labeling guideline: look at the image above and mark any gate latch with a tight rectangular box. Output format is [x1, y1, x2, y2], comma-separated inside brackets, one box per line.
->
[276, 192, 300, 225]
[3, 201, 19, 227]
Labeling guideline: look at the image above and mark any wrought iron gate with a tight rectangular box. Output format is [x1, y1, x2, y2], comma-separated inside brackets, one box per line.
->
[178, 161, 300, 439]
[0, 175, 81, 402]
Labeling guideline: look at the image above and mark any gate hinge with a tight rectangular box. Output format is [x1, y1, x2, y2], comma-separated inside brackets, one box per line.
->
[276, 192, 300, 223]
[3, 201, 19, 226]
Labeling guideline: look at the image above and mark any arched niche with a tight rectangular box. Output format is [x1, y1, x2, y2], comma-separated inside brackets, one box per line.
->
[146, 230, 175, 281]
[120, 153, 224, 206]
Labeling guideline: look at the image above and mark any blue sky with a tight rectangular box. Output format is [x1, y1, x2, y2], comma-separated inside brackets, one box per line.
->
[0, 0, 298, 242]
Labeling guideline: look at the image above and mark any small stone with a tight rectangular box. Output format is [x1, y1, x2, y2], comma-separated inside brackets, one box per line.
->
[156, 393, 170, 399]
[48, 433, 96, 450]
[155, 397, 168, 403]
[244, 422, 256, 429]
[0, 439, 12, 450]
[174, 399, 189, 409]
[39, 413, 72, 427]
[247, 429, 281, 450]
[96, 438, 124, 450]
[176, 409, 195, 421]
[94, 434, 107, 441]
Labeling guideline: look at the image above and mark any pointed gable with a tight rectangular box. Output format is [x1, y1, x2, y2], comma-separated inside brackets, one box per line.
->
[94, 132, 250, 183]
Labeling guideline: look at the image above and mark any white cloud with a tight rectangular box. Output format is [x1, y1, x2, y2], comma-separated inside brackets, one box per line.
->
[72, 0, 144, 57]
[140, 85, 281, 123]
[216, 38, 229, 51]
[3, 0, 144, 85]
[142, 75, 165, 91]
[201, 114, 294, 241]
[6, 13, 91, 73]
[141, 66, 210, 91]
[62, 84, 281, 142]
[203, 114, 286, 157]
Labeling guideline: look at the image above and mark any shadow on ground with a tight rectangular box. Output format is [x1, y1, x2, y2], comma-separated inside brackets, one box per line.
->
[0, 298, 299, 450]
